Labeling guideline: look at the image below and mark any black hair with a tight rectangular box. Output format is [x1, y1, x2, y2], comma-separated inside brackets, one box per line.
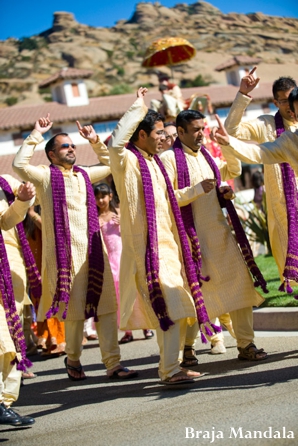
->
[272, 77, 297, 99]
[289, 87, 298, 113]
[93, 182, 118, 215]
[44, 133, 69, 162]
[251, 171, 264, 189]
[164, 121, 176, 128]
[176, 109, 206, 131]
[130, 109, 164, 143]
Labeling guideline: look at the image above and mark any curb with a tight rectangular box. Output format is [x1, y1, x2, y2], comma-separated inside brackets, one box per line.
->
[253, 307, 298, 331]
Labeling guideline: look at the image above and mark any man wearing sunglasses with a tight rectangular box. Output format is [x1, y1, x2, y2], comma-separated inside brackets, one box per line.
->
[223, 70, 298, 291]
[12, 116, 137, 382]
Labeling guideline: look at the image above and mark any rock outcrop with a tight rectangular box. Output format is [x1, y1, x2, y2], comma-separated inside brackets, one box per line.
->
[0, 2, 297, 106]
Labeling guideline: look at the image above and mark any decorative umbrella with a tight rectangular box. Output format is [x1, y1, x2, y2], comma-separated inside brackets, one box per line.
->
[142, 37, 196, 68]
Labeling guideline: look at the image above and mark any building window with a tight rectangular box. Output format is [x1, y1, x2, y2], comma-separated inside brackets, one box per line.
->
[215, 107, 231, 120]
[12, 132, 23, 146]
[71, 83, 80, 97]
[93, 121, 118, 134]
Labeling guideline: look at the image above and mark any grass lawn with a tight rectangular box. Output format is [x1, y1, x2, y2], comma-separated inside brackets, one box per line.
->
[255, 255, 298, 307]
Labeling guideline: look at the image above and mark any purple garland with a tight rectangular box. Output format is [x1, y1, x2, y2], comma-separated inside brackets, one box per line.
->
[0, 177, 42, 301]
[0, 184, 32, 371]
[46, 165, 104, 321]
[274, 111, 298, 297]
[174, 144, 209, 284]
[173, 138, 268, 293]
[127, 142, 219, 341]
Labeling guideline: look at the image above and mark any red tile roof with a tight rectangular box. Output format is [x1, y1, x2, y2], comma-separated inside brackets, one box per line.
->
[39, 68, 94, 88]
[0, 83, 273, 131]
[215, 56, 262, 72]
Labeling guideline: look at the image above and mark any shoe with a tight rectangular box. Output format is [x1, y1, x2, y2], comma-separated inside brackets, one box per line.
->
[143, 329, 154, 339]
[180, 346, 199, 367]
[86, 334, 98, 341]
[22, 372, 37, 379]
[210, 341, 226, 354]
[238, 343, 268, 361]
[119, 332, 134, 344]
[0, 403, 35, 426]
[37, 337, 47, 351]
[64, 357, 87, 381]
[107, 366, 138, 380]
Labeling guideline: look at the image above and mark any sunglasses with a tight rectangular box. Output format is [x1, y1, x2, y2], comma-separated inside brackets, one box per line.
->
[59, 143, 76, 149]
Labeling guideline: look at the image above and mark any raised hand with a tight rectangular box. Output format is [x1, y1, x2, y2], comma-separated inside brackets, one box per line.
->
[201, 179, 217, 193]
[137, 87, 148, 99]
[239, 67, 260, 96]
[76, 121, 98, 144]
[17, 182, 36, 201]
[211, 115, 230, 146]
[34, 113, 53, 134]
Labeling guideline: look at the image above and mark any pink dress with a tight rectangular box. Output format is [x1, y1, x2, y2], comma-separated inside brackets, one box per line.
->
[100, 218, 122, 325]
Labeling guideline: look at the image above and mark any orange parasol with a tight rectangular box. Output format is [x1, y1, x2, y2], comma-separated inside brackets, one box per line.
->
[142, 37, 196, 68]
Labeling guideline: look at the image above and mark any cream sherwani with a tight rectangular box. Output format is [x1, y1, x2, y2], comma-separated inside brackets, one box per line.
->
[161, 145, 264, 323]
[0, 176, 33, 406]
[108, 98, 197, 331]
[225, 92, 298, 281]
[12, 130, 116, 322]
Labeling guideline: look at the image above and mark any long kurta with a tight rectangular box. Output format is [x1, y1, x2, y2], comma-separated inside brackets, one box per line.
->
[0, 176, 33, 362]
[225, 92, 298, 280]
[161, 144, 264, 319]
[108, 98, 197, 330]
[12, 130, 117, 321]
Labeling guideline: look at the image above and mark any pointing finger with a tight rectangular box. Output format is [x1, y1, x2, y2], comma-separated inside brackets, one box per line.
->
[76, 120, 83, 131]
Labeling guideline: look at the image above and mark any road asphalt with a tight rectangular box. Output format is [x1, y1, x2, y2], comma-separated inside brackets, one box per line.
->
[1, 325, 297, 446]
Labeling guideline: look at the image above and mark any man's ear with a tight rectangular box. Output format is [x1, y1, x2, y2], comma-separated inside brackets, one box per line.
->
[177, 126, 184, 137]
[139, 129, 147, 141]
[48, 150, 55, 162]
[273, 99, 279, 109]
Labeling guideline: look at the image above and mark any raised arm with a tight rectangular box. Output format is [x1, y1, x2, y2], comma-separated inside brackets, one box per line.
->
[0, 178, 36, 231]
[108, 87, 148, 172]
[76, 120, 110, 166]
[224, 67, 266, 142]
[213, 115, 298, 171]
[13, 114, 53, 185]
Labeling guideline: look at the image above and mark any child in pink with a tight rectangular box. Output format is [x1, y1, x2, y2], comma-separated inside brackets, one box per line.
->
[94, 183, 154, 343]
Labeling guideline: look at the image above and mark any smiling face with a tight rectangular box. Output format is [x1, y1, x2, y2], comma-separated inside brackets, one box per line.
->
[49, 135, 76, 169]
[95, 192, 111, 213]
[177, 119, 205, 151]
[161, 125, 178, 151]
[139, 120, 166, 156]
[274, 88, 296, 122]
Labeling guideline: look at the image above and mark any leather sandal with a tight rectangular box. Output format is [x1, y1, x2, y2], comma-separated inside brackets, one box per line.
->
[238, 343, 268, 361]
[180, 346, 199, 367]
[64, 357, 87, 381]
[119, 333, 134, 344]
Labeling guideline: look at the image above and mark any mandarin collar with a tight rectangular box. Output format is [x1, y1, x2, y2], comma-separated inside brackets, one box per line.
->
[181, 142, 201, 157]
[283, 117, 298, 130]
[134, 145, 154, 161]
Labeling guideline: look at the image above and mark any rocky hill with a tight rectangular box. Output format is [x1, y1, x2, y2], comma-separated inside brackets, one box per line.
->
[0, 1, 297, 107]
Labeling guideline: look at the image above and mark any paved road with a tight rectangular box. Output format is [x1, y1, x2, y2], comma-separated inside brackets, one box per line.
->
[1, 331, 298, 446]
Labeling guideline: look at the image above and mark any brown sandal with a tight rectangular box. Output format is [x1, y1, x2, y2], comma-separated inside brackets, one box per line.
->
[238, 343, 268, 361]
[180, 346, 199, 367]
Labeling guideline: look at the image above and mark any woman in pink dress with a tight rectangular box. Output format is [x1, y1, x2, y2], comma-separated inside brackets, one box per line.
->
[94, 183, 154, 343]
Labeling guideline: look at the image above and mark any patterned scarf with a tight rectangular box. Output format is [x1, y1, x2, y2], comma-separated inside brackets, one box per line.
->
[0, 176, 42, 301]
[173, 138, 268, 293]
[46, 165, 104, 321]
[127, 142, 220, 341]
[0, 181, 32, 371]
[274, 111, 298, 295]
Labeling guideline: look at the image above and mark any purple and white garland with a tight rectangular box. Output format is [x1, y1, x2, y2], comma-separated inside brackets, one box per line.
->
[274, 111, 298, 297]
[46, 165, 104, 320]
[173, 138, 268, 293]
[127, 142, 220, 342]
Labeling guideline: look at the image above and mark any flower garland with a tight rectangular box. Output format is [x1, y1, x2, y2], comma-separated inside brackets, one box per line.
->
[0, 181, 32, 371]
[173, 138, 268, 293]
[46, 165, 104, 321]
[0, 176, 42, 301]
[274, 111, 298, 296]
[127, 142, 220, 341]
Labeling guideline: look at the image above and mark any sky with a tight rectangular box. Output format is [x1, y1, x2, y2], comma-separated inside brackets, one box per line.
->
[0, 1, 297, 41]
